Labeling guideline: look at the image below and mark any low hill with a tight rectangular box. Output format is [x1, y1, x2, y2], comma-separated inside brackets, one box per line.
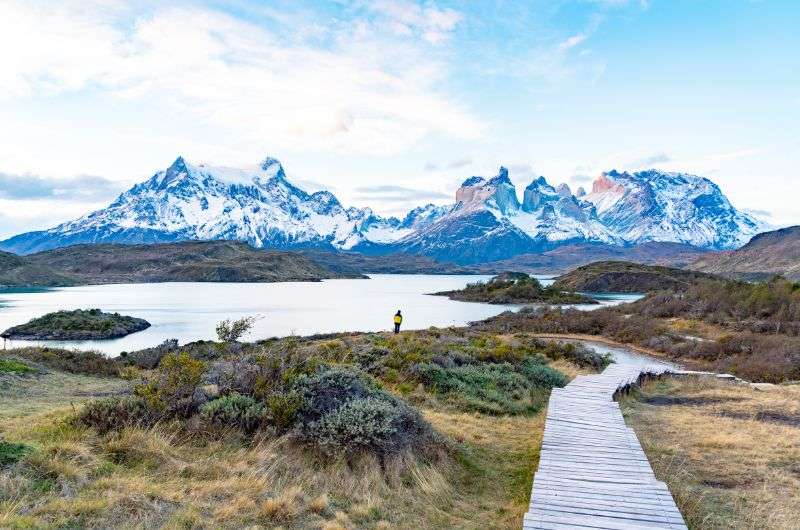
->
[552, 261, 719, 293]
[0, 250, 78, 287]
[0, 241, 363, 287]
[688, 226, 800, 281]
[475, 242, 709, 274]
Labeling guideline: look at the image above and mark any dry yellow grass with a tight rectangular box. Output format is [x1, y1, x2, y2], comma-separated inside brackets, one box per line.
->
[0, 368, 560, 529]
[621, 377, 800, 530]
[0, 367, 128, 421]
[665, 318, 729, 340]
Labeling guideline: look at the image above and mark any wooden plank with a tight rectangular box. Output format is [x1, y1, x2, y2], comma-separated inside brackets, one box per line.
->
[522, 355, 687, 529]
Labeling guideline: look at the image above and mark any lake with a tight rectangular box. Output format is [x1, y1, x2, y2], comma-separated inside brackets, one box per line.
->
[0, 275, 641, 355]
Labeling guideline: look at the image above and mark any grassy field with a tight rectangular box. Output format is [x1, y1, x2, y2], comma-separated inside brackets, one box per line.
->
[0, 334, 597, 529]
[621, 377, 800, 530]
[0, 404, 547, 530]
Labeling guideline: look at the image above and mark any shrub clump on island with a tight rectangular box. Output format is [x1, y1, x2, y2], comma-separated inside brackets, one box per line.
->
[432, 272, 597, 305]
[1, 308, 150, 340]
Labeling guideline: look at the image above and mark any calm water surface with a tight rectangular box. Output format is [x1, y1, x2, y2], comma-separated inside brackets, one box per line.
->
[0, 275, 640, 356]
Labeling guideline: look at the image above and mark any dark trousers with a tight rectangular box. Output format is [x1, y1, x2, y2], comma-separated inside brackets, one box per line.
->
[394, 323, 400, 334]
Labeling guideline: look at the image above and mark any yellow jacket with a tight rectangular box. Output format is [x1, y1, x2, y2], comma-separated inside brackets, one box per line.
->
[394, 314, 403, 324]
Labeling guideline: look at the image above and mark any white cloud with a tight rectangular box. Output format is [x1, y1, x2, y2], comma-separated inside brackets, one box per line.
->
[0, 197, 110, 239]
[558, 33, 588, 52]
[0, 1, 481, 156]
[363, 0, 463, 44]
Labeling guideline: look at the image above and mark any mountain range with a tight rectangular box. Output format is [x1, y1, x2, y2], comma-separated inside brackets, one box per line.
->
[0, 156, 762, 264]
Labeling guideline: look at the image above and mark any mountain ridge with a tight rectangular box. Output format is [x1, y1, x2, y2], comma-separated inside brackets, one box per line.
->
[0, 241, 364, 287]
[0, 156, 762, 264]
[687, 225, 800, 281]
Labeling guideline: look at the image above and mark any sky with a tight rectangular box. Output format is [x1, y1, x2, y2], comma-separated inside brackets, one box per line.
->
[0, 0, 798, 239]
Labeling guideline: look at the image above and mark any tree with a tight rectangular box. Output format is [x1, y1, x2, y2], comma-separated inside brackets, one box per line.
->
[216, 316, 259, 343]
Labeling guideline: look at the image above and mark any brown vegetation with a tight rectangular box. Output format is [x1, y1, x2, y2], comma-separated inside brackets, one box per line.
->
[0, 328, 603, 529]
[475, 275, 800, 383]
[0, 240, 364, 287]
[621, 377, 800, 529]
[552, 260, 718, 293]
[689, 225, 800, 281]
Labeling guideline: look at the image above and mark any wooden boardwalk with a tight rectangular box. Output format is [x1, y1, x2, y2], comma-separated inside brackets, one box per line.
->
[523, 359, 687, 529]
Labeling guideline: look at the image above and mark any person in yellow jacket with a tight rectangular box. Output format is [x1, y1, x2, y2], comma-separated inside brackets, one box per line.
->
[393, 310, 403, 334]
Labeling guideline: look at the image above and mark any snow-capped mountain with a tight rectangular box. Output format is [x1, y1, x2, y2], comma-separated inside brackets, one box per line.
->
[0, 157, 761, 264]
[584, 169, 760, 249]
[389, 168, 620, 263]
[0, 157, 420, 254]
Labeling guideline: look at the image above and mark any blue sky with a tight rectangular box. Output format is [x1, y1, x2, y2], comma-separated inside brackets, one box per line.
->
[0, 0, 798, 238]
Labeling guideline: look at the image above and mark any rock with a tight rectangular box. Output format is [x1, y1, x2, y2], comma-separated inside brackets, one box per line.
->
[201, 384, 220, 399]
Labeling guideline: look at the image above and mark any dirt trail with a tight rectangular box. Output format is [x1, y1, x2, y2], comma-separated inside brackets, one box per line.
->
[530, 333, 673, 360]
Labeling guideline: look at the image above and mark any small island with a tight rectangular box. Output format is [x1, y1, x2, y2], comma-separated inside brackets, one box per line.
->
[1, 309, 151, 340]
[431, 272, 598, 305]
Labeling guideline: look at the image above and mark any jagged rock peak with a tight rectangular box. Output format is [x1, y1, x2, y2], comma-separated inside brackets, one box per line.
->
[169, 156, 188, 170]
[489, 166, 512, 185]
[526, 176, 549, 189]
[461, 176, 486, 187]
[260, 157, 283, 171]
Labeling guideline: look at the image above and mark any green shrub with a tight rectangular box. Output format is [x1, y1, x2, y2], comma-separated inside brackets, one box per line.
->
[76, 396, 152, 434]
[521, 360, 567, 388]
[0, 358, 35, 374]
[135, 352, 206, 415]
[302, 397, 399, 455]
[266, 392, 303, 431]
[216, 316, 258, 342]
[200, 393, 265, 433]
[294, 368, 436, 456]
[0, 440, 32, 466]
[2, 347, 121, 376]
[412, 362, 543, 415]
[541, 341, 611, 369]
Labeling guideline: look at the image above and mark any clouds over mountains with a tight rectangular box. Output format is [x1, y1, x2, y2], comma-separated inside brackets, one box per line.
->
[0, 171, 121, 201]
[0, 1, 481, 157]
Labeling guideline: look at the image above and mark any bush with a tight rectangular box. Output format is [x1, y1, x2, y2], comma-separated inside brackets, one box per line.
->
[3, 347, 121, 376]
[0, 440, 32, 466]
[301, 397, 399, 455]
[216, 316, 258, 342]
[293, 368, 436, 457]
[266, 392, 303, 431]
[200, 393, 265, 434]
[76, 396, 152, 434]
[135, 352, 206, 416]
[412, 362, 543, 415]
[124, 338, 179, 369]
[521, 360, 567, 388]
[294, 368, 379, 418]
[0, 358, 35, 374]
